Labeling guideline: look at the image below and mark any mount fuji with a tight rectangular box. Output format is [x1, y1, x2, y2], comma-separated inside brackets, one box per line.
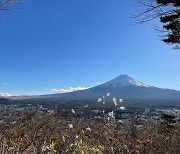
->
[36, 74, 180, 101]
[102, 74, 151, 88]
[3, 75, 180, 107]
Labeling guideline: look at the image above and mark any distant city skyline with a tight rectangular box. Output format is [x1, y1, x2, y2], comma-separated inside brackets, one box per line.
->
[0, 0, 180, 96]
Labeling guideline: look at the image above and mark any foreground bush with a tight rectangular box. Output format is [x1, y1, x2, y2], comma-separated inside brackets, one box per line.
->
[0, 109, 179, 154]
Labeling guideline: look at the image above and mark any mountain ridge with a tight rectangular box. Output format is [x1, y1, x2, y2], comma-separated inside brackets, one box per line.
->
[2, 74, 180, 103]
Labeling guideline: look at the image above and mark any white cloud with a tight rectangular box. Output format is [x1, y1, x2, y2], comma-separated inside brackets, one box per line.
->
[97, 82, 105, 85]
[3, 83, 9, 86]
[0, 92, 12, 97]
[51, 86, 90, 93]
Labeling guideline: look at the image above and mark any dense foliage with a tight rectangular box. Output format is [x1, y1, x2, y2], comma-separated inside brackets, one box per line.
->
[158, 0, 180, 47]
[135, 0, 180, 49]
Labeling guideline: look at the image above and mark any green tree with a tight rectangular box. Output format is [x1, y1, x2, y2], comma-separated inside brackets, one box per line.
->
[160, 112, 176, 134]
[134, 0, 180, 49]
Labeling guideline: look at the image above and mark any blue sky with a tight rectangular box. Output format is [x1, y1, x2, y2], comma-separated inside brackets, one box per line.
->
[0, 0, 180, 96]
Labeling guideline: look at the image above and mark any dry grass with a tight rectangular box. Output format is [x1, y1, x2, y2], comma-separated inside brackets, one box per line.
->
[0, 109, 180, 154]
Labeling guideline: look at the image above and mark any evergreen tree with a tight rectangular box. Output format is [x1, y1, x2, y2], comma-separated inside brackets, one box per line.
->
[134, 0, 180, 49]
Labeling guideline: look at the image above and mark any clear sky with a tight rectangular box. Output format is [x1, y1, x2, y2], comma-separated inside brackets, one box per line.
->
[0, 0, 180, 96]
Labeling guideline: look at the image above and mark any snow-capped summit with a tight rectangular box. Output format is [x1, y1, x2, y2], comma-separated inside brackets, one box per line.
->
[6, 74, 180, 102]
[103, 75, 151, 87]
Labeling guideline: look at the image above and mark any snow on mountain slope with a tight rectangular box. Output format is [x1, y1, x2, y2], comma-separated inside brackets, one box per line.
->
[6, 74, 180, 102]
[103, 75, 151, 87]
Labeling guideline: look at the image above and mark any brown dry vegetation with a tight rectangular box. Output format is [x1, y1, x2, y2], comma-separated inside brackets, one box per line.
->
[0, 109, 180, 154]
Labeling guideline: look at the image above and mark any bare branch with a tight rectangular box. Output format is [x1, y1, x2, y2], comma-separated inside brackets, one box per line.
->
[0, 0, 23, 13]
[132, 0, 180, 49]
